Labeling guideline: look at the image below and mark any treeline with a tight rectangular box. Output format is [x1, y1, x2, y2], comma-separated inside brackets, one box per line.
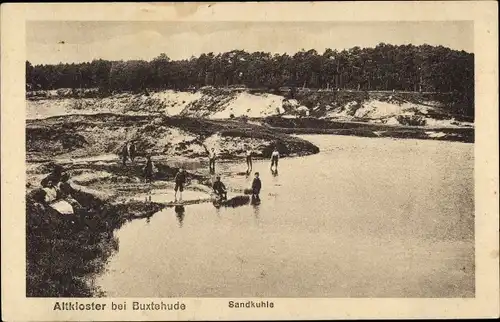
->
[27, 43, 473, 95]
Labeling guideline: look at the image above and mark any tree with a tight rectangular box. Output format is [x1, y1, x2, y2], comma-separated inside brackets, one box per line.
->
[26, 44, 474, 113]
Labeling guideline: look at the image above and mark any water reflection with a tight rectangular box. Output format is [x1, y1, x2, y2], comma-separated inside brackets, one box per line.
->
[271, 169, 279, 177]
[252, 202, 260, 220]
[214, 204, 221, 217]
[174, 206, 185, 228]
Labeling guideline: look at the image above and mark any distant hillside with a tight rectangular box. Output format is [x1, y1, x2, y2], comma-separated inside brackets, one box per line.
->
[27, 87, 474, 128]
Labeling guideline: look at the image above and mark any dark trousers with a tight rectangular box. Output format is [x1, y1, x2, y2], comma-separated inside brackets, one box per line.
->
[246, 156, 252, 170]
[271, 157, 278, 168]
[209, 158, 215, 173]
[251, 194, 260, 203]
[214, 189, 227, 200]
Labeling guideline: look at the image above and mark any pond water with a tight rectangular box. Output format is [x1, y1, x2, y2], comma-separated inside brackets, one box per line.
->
[95, 135, 474, 297]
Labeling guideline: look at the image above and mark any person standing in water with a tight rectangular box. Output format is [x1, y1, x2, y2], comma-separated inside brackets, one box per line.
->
[270, 147, 280, 171]
[251, 172, 261, 201]
[208, 148, 216, 174]
[245, 146, 253, 173]
[174, 168, 186, 202]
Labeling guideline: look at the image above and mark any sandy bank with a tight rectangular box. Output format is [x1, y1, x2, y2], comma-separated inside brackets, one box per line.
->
[27, 88, 473, 130]
[26, 113, 320, 163]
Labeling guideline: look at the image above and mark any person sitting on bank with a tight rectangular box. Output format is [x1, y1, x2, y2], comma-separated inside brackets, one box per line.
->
[56, 172, 83, 216]
[56, 173, 79, 203]
[174, 168, 186, 202]
[42, 180, 59, 204]
[40, 164, 64, 188]
[252, 172, 262, 201]
[212, 175, 227, 200]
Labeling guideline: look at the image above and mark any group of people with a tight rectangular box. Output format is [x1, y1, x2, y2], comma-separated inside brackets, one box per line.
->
[212, 172, 261, 203]
[134, 142, 280, 204]
[206, 145, 280, 175]
[209, 144, 278, 203]
[141, 155, 187, 203]
[37, 165, 82, 217]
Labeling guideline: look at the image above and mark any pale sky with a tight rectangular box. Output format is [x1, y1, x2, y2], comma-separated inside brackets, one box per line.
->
[26, 21, 473, 65]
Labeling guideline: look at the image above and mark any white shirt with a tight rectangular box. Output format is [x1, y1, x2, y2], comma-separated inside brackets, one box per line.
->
[246, 150, 252, 157]
[43, 187, 58, 203]
[271, 151, 280, 158]
[209, 150, 216, 159]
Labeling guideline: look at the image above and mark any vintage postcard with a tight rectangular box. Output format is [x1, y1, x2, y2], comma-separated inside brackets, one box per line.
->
[1, 1, 498, 321]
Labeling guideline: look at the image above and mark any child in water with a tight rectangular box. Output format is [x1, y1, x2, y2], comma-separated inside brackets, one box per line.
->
[245, 146, 252, 173]
[251, 172, 261, 201]
[212, 175, 227, 200]
[208, 148, 216, 174]
[174, 168, 186, 202]
[270, 147, 280, 171]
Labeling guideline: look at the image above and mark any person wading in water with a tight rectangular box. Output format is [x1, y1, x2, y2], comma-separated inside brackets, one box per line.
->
[245, 146, 253, 174]
[208, 148, 217, 174]
[174, 168, 186, 202]
[270, 147, 280, 171]
[251, 172, 262, 202]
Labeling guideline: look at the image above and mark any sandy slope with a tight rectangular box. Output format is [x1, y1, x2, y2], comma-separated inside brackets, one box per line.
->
[26, 89, 473, 129]
[210, 92, 286, 119]
[149, 90, 203, 115]
[26, 114, 320, 163]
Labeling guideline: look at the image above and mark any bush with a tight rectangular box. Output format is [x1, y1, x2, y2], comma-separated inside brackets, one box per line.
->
[396, 115, 427, 126]
[229, 113, 235, 119]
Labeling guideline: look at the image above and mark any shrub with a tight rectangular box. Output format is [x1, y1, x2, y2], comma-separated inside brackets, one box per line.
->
[396, 115, 427, 126]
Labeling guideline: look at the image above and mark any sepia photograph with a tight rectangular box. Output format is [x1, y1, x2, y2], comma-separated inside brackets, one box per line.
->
[25, 20, 475, 298]
[1, 2, 498, 321]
